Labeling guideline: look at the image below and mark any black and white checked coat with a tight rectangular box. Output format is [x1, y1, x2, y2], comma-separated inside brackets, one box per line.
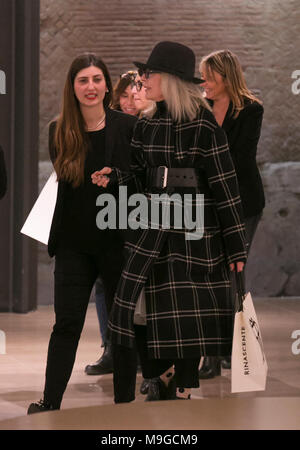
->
[108, 101, 247, 359]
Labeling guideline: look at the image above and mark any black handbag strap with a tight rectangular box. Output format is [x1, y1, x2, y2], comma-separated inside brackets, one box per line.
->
[235, 267, 246, 312]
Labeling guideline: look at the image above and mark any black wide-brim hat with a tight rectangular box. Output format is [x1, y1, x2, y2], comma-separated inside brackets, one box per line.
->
[133, 41, 204, 84]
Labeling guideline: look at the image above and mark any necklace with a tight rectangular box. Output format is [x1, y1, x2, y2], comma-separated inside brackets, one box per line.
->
[86, 113, 106, 131]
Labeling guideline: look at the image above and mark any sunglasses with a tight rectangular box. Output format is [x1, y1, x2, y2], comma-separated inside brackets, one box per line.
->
[134, 80, 143, 92]
[138, 68, 161, 79]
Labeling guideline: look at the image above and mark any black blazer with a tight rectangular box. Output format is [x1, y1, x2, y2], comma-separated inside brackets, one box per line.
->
[47, 108, 138, 257]
[210, 99, 265, 218]
[0, 146, 7, 199]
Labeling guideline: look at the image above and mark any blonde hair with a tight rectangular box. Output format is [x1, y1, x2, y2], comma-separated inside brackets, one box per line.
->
[159, 73, 211, 122]
[139, 101, 156, 118]
[200, 49, 262, 118]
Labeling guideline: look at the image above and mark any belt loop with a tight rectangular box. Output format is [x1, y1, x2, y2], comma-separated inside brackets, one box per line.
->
[158, 166, 168, 189]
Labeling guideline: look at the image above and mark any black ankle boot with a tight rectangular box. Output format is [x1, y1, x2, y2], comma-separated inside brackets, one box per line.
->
[27, 399, 57, 415]
[221, 356, 231, 369]
[85, 344, 113, 375]
[145, 376, 176, 401]
[198, 357, 221, 379]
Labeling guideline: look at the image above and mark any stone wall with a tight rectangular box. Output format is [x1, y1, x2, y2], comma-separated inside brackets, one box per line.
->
[38, 0, 300, 303]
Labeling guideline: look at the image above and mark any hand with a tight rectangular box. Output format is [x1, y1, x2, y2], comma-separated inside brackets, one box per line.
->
[91, 167, 112, 188]
[229, 261, 244, 272]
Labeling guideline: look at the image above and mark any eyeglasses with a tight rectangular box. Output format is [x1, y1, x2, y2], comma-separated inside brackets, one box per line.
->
[134, 80, 143, 92]
[138, 68, 160, 79]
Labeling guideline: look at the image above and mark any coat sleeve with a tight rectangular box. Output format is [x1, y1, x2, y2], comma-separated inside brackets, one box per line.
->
[0, 146, 7, 199]
[113, 119, 147, 193]
[202, 125, 247, 265]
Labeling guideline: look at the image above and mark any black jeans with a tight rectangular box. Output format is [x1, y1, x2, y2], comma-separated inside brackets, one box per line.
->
[43, 242, 123, 409]
[113, 325, 200, 403]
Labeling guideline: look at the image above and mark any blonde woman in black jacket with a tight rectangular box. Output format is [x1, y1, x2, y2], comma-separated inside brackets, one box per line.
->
[198, 49, 264, 378]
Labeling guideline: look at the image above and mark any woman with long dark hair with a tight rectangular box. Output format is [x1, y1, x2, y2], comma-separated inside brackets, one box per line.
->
[28, 53, 137, 413]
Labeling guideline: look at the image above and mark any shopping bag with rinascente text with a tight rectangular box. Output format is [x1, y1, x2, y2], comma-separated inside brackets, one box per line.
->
[231, 273, 268, 393]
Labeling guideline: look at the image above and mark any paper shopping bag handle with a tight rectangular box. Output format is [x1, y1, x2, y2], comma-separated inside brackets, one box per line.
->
[235, 266, 246, 312]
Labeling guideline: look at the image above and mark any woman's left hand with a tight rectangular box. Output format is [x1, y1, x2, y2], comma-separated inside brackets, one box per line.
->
[229, 261, 244, 272]
[91, 167, 112, 188]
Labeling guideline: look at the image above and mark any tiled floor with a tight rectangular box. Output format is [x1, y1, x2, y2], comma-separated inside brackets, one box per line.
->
[0, 298, 299, 429]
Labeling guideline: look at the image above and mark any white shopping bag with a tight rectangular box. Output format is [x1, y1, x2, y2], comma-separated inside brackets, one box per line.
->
[231, 290, 268, 393]
[21, 171, 58, 245]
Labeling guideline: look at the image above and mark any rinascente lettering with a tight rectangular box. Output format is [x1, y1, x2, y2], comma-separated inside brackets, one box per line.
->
[241, 326, 249, 375]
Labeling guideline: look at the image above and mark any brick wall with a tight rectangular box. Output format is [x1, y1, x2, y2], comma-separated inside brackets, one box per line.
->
[38, 0, 300, 300]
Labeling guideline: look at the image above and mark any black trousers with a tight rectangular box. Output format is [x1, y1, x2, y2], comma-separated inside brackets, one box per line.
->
[113, 325, 200, 403]
[43, 239, 123, 409]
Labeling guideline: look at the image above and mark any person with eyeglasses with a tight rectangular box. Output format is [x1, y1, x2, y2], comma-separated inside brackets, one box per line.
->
[111, 71, 140, 116]
[92, 41, 247, 403]
[84, 69, 150, 377]
[131, 73, 156, 119]
[85, 71, 156, 396]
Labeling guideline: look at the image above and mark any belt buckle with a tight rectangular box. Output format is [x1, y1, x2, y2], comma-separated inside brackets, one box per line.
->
[158, 166, 168, 188]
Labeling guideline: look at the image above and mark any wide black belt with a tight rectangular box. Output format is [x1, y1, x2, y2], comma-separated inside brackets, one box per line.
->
[146, 167, 200, 189]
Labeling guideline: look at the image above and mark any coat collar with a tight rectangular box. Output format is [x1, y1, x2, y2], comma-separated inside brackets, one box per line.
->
[221, 101, 236, 133]
[207, 98, 236, 132]
[156, 100, 168, 113]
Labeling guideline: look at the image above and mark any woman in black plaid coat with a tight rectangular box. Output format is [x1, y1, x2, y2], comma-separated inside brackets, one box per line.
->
[93, 42, 247, 402]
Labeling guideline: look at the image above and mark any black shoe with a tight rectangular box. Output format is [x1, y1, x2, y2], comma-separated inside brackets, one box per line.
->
[85, 345, 113, 375]
[27, 399, 56, 415]
[198, 357, 221, 379]
[146, 376, 176, 401]
[140, 378, 150, 395]
[221, 356, 231, 369]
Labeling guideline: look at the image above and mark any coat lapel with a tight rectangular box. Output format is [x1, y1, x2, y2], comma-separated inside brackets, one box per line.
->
[207, 98, 236, 133]
[104, 108, 118, 166]
[221, 101, 236, 134]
